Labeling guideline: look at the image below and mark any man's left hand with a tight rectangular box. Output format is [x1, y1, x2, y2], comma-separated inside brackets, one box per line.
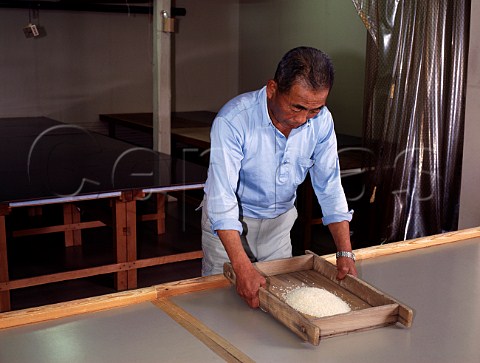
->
[336, 256, 357, 280]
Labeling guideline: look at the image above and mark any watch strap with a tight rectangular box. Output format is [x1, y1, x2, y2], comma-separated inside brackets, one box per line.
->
[336, 251, 356, 262]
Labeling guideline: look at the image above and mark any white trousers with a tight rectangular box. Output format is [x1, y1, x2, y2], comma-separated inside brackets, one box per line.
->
[201, 201, 298, 276]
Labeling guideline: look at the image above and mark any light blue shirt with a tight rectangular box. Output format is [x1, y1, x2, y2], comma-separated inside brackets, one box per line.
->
[204, 86, 352, 234]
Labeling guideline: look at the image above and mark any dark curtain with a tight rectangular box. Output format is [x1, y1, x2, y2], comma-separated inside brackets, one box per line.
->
[352, 0, 470, 243]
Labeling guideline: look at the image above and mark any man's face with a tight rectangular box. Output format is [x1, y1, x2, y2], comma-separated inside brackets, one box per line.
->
[266, 80, 329, 135]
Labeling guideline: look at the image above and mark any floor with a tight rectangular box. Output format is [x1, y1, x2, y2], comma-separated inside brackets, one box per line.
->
[6, 192, 350, 312]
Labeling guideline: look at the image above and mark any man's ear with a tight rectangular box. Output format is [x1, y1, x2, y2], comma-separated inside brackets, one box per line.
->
[266, 79, 277, 99]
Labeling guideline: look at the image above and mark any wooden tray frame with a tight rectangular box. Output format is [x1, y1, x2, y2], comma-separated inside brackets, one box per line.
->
[224, 252, 414, 346]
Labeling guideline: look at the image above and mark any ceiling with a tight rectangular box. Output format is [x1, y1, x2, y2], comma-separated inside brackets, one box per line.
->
[0, 1, 155, 14]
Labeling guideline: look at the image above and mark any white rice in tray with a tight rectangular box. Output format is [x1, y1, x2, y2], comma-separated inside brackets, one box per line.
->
[284, 287, 351, 318]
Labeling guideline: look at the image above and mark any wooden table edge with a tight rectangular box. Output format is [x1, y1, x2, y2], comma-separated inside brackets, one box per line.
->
[1, 227, 479, 330]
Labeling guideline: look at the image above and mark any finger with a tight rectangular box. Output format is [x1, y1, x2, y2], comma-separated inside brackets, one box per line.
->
[336, 269, 347, 280]
[248, 295, 260, 308]
[350, 264, 358, 277]
[238, 287, 257, 303]
[243, 285, 262, 308]
[336, 263, 350, 280]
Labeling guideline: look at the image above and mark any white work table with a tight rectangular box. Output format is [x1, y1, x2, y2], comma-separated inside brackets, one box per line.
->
[0, 230, 479, 362]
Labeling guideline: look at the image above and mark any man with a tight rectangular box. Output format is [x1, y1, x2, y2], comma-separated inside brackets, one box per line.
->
[201, 46, 357, 308]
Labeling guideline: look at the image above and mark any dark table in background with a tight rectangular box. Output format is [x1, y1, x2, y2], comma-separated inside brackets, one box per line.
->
[0, 117, 207, 312]
[99, 111, 215, 139]
[99, 111, 215, 163]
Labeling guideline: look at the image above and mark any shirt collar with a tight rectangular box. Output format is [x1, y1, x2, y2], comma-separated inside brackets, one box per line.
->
[260, 86, 271, 127]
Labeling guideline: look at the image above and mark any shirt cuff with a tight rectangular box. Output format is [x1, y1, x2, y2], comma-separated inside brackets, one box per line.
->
[211, 218, 243, 235]
[322, 210, 354, 225]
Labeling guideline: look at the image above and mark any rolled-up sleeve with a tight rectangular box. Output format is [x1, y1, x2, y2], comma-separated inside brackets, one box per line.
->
[205, 117, 244, 234]
[310, 117, 353, 225]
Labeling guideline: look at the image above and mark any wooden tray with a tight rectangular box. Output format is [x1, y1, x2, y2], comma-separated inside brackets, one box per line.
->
[223, 252, 414, 345]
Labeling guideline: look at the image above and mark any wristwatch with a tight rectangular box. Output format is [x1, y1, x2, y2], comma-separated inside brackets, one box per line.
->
[336, 251, 356, 262]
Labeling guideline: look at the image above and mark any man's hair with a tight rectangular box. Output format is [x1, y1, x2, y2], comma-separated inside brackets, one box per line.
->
[273, 46, 334, 93]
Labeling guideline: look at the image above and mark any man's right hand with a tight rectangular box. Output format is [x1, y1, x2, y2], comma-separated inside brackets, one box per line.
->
[234, 264, 267, 308]
[217, 229, 267, 308]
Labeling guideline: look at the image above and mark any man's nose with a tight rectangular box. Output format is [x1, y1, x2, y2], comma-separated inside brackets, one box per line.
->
[293, 111, 309, 124]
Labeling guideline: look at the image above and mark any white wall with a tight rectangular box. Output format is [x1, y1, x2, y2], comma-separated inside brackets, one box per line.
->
[0, 2, 241, 129]
[238, 0, 366, 137]
[459, 0, 480, 229]
[0, 8, 153, 132]
[173, 0, 240, 112]
[0, 1, 363, 135]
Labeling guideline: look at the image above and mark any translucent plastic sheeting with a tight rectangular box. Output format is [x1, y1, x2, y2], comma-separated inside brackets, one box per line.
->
[351, 0, 470, 243]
